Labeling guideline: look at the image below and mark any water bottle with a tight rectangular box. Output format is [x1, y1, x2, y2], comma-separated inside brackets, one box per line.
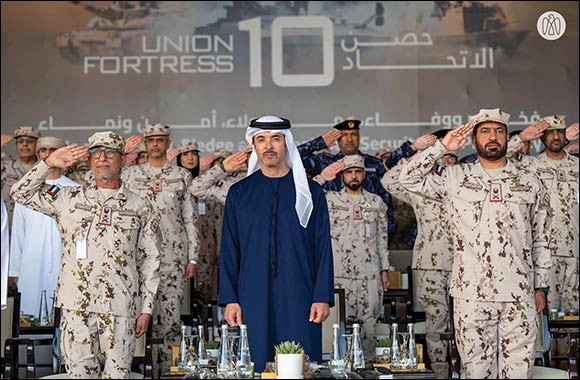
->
[236, 324, 254, 378]
[351, 323, 365, 369]
[329, 323, 346, 375]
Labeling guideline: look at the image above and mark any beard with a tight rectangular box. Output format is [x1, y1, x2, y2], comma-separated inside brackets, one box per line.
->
[345, 180, 362, 191]
[546, 140, 564, 153]
[475, 140, 507, 161]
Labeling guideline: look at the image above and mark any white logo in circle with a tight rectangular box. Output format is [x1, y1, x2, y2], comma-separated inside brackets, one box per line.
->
[537, 11, 566, 40]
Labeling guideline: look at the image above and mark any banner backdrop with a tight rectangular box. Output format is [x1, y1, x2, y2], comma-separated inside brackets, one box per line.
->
[1, 1, 579, 158]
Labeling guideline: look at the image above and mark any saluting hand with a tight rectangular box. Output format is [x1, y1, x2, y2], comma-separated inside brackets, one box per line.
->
[1, 134, 14, 148]
[320, 162, 345, 182]
[124, 135, 143, 154]
[46, 144, 89, 169]
[322, 129, 343, 148]
[223, 151, 249, 172]
[441, 124, 473, 151]
[566, 122, 579, 141]
[225, 303, 243, 327]
[200, 154, 215, 173]
[309, 302, 330, 324]
[411, 133, 437, 151]
[519, 120, 549, 142]
[166, 147, 180, 162]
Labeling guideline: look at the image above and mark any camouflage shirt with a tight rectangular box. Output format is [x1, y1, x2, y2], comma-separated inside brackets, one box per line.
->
[326, 188, 389, 279]
[122, 162, 199, 265]
[381, 158, 453, 270]
[10, 160, 161, 317]
[1, 152, 33, 221]
[399, 140, 552, 302]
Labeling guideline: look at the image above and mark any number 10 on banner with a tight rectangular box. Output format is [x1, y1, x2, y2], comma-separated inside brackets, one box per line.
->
[239, 16, 335, 88]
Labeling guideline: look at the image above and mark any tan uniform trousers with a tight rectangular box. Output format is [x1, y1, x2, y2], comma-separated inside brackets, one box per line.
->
[60, 308, 136, 379]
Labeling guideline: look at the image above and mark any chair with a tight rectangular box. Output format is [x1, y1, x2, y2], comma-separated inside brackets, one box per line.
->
[2, 293, 21, 379]
[321, 288, 346, 357]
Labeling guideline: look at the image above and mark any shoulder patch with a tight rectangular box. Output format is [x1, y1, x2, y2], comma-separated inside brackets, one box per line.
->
[47, 185, 60, 197]
[434, 164, 445, 176]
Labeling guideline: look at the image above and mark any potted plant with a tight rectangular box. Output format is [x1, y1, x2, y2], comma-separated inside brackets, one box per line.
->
[205, 340, 220, 358]
[274, 341, 304, 379]
[375, 337, 391, 360]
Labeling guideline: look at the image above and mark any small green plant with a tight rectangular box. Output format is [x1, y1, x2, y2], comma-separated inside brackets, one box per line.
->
[275, 341, 304, 354]
[205, 340, 220, 349]
[376, 337, 391, 348]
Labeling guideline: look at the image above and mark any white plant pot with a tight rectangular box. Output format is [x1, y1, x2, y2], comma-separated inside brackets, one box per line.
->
[276, 353, 303, 379]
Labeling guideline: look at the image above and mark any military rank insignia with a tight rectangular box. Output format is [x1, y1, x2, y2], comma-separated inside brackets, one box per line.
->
[98, 206, 112, 226]
[47, 185, 60, 197]
[490, 183, 502, 202]
[434, 164, 445, 176]
[557, 169, 567, 182]
[353, 205, 363, 220]
[153, 178, 163, 192]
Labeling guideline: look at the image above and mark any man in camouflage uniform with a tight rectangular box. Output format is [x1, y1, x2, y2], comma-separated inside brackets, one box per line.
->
[1, 127, 40, 222]
[122, 124, 199, 374]
[10, 132, 161, 379]
[508, 116, 579, 313]
[399, 109, 551, 379]
[319, 155, 390, 358]
[381, 130, 455, 379]
[189, 149, 250, 304]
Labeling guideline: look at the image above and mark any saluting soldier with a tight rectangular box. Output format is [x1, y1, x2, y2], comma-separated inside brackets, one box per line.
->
[399, 109, 551, 379]
[11, 132, 161, 379]
[122, 124, 199, 374]
[320, 155, 390, 358]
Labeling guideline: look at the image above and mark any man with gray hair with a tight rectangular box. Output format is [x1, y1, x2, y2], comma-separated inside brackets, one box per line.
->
[9, 136, 80, 318]
[399, 109, 551, 379]
[11, 131, 161, 379]
[219, 116, 334, 372]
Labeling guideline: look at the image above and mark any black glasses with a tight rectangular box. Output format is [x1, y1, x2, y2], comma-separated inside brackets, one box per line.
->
[16, 137, 36, 144]
[88, 147, 118, 159]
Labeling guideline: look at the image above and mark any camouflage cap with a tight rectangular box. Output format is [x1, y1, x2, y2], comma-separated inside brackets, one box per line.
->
[178, 142, 199, 154]
[88, 131, 125, 152]
[36, 136, 66, 153]
[376, 147, 394, 157]
[213, 148, 232, 160]
[134, 142, 147, 154]
[13, 126, 40, 139]
[144, 123, 171, 137]
[469, 108, 510, 127]
[541, 115, 566, 130]
[340, 155, 365, 171]
[239, 142, 253, 153]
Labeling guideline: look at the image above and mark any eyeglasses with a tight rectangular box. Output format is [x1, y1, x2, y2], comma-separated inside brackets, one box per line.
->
[15, 137, 36, 144]
[88, 147, 118, 159]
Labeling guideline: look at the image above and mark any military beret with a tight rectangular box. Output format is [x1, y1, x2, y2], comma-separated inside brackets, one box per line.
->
[334, 119, 361, 131]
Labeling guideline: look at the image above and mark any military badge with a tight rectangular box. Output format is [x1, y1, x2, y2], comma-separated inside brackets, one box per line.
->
[98, 206, 112, 226]
[490, 183, 502, 202]
[47, 185, 60, 197]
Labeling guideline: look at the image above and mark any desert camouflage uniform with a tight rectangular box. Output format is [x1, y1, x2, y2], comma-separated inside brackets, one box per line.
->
[11, 160, 161, 379]
[382, 158, 452, 375]
[122, 162, 198, 373]
[325, 188, 389, 358]
[1, 152, 31, 222]
[399, 140, 551, 379]
[509, 134, 579, 312]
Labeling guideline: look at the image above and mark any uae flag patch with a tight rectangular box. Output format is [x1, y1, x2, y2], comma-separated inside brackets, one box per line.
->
[47, 185, 60, 197]
[434, 164, 445, 176]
